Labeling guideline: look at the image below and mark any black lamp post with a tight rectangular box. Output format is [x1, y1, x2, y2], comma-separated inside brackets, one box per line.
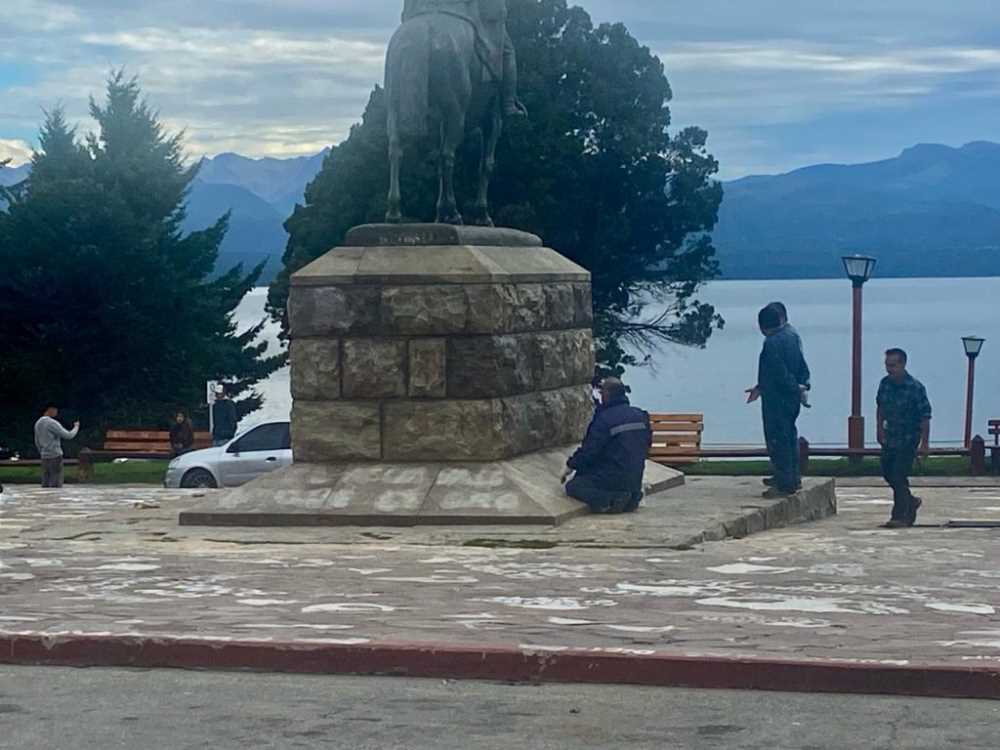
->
[962, 336, 985, 448]
[842, 255, 877, 458]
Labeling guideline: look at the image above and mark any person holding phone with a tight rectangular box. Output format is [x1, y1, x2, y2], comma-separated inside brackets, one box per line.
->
[34, 404, 80, 488]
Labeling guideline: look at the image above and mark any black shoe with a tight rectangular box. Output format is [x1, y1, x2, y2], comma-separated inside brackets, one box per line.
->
[608, 494, 632, 514]
[762, 487, 798, 499]
[763, 477, 802, 490]
[905, 497, 923, 527]
[882, 519, 907, 529]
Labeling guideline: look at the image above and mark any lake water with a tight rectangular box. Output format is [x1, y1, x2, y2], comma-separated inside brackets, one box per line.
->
[235, 277, 1000, 447]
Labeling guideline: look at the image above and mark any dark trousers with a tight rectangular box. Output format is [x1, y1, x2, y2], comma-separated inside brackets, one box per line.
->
[881, 442, 918, 521]
[762, 399, 800, 492]
[41, 457, 64, 488]
[565, 474, 637, 513]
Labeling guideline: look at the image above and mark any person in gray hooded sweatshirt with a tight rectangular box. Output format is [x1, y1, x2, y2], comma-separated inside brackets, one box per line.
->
[34, 404, 79, 488]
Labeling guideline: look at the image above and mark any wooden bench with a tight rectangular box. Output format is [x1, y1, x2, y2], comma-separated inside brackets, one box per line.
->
[648, 413, 704, 466]
[97, 429, 213, 458]
[76, 429, 213, 481]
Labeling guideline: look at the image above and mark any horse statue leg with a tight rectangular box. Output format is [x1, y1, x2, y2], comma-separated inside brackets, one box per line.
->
[436, 98, 465, 225]
[386, 108, 404, 223]
[469, 98, 502, 227]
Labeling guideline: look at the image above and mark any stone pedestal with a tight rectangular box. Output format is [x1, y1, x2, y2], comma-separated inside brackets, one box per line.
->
[180, 224, 683, 527]
[287, 224, 595, 462]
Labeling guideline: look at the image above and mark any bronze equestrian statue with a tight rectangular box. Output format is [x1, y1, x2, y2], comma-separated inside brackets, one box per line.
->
[385, 0, 526, 225]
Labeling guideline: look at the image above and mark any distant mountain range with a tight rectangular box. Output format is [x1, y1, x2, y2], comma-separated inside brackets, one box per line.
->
[713, 141, 1000, 279]
[186, 151, 328, 282]
[4, 141, 999, 281]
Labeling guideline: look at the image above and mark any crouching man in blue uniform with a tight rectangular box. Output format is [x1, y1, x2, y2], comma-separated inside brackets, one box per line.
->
[561, 378, 652, 513]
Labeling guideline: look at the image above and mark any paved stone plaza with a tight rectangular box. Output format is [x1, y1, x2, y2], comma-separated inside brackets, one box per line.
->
[2, 477, 1000, 668]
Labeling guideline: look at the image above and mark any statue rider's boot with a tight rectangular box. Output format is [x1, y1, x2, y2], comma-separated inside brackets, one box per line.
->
[504, 98, 527, 118]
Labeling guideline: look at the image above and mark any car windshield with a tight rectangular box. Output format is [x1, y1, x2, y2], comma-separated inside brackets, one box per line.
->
[229, 423, 290, 452]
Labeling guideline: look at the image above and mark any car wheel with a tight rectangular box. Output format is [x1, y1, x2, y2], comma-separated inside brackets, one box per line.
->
[180, 468, 217, 489]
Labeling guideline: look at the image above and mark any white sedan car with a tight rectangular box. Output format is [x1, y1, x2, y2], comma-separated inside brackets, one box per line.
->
[163, 421, 292, 489]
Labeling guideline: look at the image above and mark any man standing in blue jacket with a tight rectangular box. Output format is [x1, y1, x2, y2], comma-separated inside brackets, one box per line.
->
[561, 378, 652, 513]
[746, 305, 809, 498]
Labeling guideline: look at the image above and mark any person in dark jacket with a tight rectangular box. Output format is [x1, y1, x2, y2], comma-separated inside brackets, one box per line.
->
[169, 411, 195, 457]
[877, 348, 932, 528]
[211, 385, 238, 446]
[767, 301, 811, 407]
[746, 305, 809, 498]
[561, 378, 652, 513]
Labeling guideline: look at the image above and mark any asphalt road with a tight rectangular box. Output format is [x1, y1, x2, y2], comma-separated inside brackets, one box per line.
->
[1, 666, 998, 749]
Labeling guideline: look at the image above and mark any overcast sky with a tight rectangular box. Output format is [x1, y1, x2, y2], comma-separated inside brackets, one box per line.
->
[2, 0, 998, 178]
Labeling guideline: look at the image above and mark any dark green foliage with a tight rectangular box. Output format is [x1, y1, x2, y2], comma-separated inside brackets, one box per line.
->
[0, 73, 285, 454]
[267, 0, 724, 369]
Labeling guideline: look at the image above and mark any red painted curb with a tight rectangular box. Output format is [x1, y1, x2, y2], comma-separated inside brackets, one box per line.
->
[2, 634, 999, 700]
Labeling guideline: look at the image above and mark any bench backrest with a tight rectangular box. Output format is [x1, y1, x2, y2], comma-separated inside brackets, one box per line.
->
[648, 413, 704, 465]
[103, 429, 213, 453]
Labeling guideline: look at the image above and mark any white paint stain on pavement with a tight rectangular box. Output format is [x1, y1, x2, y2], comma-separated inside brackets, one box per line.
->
[301, 603, 396, 613]
[96, 563, 161, 572]
[696, 595, 909, 615]
[236, 623, 354, 631]
[696, 612, 835, 629]
[444, 613, 504, 620]
[237, 599, 301, 607]
[926, 602, 996, 615]
[483, 597, 618, 611]
[375, 575, 478, 584]
[296, 638, 371, 645]
[808, 563, 867, 577]
[939, 638, 1000, 649]
[595, 582, 732, 598]
[605, 625, 676, 633]
[547, 617, 596, 626]
[706, 563, 799, 575]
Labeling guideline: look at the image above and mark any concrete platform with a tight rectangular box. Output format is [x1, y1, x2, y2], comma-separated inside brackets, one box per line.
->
[178, 450, 685, 527]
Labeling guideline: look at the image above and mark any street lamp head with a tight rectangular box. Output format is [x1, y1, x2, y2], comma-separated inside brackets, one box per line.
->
[842, 254, 877, 287]
[963, 336, 985, 359]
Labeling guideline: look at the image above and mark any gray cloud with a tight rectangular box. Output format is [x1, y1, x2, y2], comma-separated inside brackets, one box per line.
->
[1, 1, 998, 176]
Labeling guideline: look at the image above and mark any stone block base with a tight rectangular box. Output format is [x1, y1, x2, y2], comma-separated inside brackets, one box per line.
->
[178, 451, 685, 527]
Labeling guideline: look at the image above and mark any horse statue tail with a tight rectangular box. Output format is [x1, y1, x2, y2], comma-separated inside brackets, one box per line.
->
[385, 19, 431, 139]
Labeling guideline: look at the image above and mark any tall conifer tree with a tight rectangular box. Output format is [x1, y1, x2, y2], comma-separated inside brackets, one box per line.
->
[0, 73, 284, 453]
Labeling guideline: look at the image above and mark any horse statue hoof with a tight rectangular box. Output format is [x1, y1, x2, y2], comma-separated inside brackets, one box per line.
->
[436, 211, 464, 226]
[385, 210, 403, 224]
[468, 213, 494, 228]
